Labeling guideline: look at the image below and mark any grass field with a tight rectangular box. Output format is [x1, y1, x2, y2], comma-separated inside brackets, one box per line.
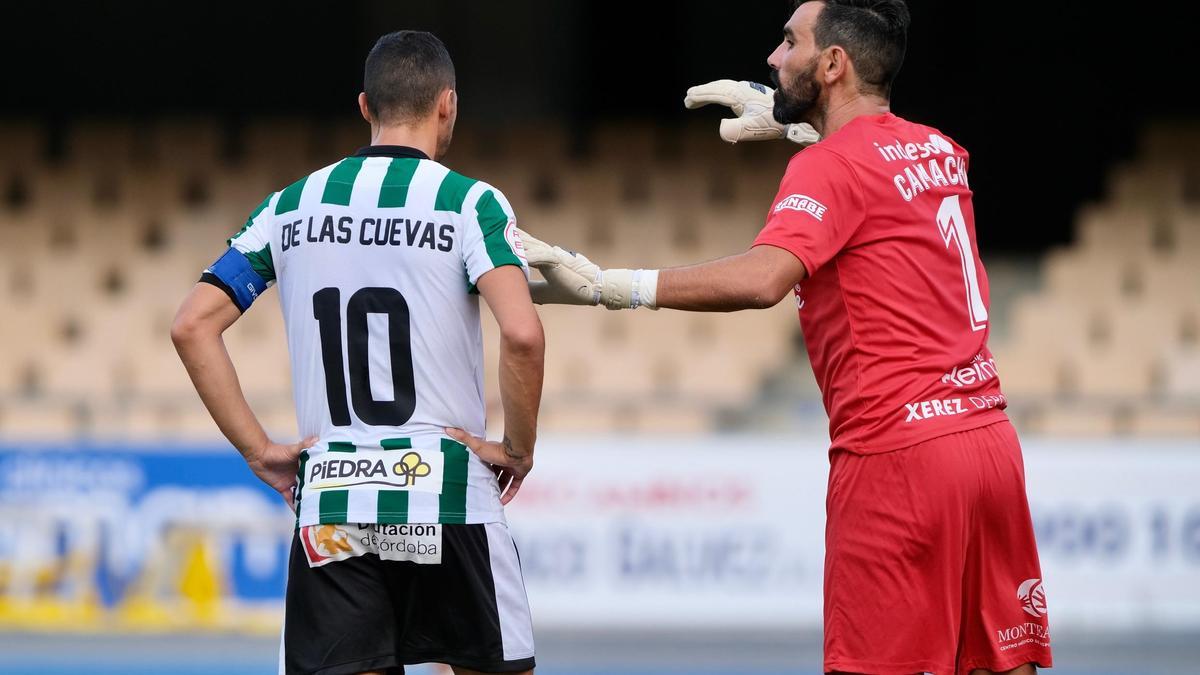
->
[0, 630, 1195, 674]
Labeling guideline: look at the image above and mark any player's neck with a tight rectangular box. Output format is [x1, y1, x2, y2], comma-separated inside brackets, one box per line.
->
[815, 92, 890, 137]
[370, 122, 438, 159]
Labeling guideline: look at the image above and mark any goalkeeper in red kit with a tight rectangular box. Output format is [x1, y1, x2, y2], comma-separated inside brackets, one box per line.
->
[519, 1, 1053, 673]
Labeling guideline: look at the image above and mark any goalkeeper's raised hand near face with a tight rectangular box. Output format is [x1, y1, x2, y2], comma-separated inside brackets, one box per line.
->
[525, 2, 1051, 675]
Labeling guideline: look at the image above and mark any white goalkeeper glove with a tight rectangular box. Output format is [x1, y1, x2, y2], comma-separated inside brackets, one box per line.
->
[684, 79, 820, 145]
[518, 228, 658, 310]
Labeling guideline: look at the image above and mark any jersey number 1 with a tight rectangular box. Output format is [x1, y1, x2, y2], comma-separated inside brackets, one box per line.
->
[935, 195, 988, 332]
[313, 287, 417, 426]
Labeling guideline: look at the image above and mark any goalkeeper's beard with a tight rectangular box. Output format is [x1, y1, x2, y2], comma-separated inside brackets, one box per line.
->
[771, 56, 822, 126]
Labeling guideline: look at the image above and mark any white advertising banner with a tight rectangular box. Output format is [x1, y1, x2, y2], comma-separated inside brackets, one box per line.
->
[506, 434, 1200, 631]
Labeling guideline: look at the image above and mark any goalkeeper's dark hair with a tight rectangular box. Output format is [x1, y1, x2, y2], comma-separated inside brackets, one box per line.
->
[364, 30, 456, 125]
[800, 0, 910, 97]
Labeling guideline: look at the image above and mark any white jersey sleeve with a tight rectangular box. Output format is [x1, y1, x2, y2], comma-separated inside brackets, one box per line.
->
[458, 181, 529, 289]
[227, 192, 282, 284]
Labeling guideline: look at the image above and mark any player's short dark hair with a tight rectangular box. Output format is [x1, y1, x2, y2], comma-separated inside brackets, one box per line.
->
[364, 30, 456, 125]
[803, 0, 910, 97]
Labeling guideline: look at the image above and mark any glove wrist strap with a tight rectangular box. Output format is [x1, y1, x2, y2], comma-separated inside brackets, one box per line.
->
[634, 269, 659, 310]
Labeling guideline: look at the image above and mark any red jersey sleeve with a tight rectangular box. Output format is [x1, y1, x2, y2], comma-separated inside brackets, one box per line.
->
[754, 146, 866, 275]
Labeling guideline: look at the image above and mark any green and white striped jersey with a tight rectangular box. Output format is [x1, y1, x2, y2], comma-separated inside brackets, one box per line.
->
[222, 145, 527, 527]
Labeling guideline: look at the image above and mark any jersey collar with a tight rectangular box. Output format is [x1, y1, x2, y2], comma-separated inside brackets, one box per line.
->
[353, 145, 430, 160]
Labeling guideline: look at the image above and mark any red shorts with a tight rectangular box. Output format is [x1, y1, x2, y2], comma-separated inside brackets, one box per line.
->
[824, 420, 1053, 674]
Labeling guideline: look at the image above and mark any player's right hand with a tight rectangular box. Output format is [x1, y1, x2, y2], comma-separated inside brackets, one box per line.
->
[245, 436, 318, 512]
[445, 428, 532, 505]
[683, 79, 820, 145]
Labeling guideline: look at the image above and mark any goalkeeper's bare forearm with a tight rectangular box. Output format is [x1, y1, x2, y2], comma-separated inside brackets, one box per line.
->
[521, 227, 807, 313]
[654, 245, 808, 312]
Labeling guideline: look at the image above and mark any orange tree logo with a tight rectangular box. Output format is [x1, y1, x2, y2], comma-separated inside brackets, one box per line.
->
[393, 452, 432, 487]
[314, 525, 352, 555]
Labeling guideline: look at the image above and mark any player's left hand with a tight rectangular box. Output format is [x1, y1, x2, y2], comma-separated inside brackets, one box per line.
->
[519, 228, 603, 306]
[684, 79, 820, 145]
[519, 228, 658, 310]
[445, 428, 532, 506]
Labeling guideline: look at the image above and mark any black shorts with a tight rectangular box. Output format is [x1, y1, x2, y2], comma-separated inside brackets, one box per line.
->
[282, 522, 535, 675]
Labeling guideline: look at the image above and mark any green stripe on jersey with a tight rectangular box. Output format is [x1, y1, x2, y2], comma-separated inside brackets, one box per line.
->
[328, 441, 356, 453]
[377, 490, 409, 523]
[475, 190, 522, 268]
[318, 490, 349, 524]
[381, 437, 412, 450]
[439, 438, 469, 524]
[321, 157, 365, 206]
[434, 170, 478, 213]
[229, 193, 274, 244]
[378, 158, 421, 208]
[243, 245, 275, 283]
[275, 175, 308, 214]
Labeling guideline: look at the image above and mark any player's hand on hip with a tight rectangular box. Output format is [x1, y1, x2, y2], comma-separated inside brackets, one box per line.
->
[445, 428, 532, 505]
[683, 79, 820, 146]
[517, 228, 659, 310]
[245, 436, 318, 512]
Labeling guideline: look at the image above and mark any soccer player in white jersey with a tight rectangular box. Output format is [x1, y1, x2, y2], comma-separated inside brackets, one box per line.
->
[172, 31, 543, 675]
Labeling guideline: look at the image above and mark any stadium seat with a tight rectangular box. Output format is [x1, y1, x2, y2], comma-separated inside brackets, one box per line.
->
[0, 399, 79, 441]
[989, 342, 1062, 400]
[1163, 347, 1200, 400]
[1031, 405, 1118, 437]
[0, 120, 44, 169]
[1130, 405, 1200, 436]
[2, 116, 1197, 439]
[1075, 205, 1157, 255]
[1041, 248, 1139, 302]
[1009, 295, 1101, 355]
[148, 117, 226, 169]
[1065, 347, 1157, 399]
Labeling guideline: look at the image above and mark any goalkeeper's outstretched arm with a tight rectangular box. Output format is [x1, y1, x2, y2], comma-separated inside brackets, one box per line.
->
[654, 245, 807, 312]
[520, 228, 806, 313]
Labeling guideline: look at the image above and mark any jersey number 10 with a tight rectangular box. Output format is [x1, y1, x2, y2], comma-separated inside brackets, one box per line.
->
[312, 287, 417, 426]
[935, 195, 989, 332]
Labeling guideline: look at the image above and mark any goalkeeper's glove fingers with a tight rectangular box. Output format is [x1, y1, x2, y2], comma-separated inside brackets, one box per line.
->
[684, 79, 820, 146]
[517, 228, 658, 310]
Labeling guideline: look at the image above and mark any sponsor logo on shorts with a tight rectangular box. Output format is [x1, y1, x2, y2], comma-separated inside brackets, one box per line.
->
[301, 523, 443, 567]
[994, 578, 1051, 650]
[773, 194, 827, 221]
[302, 524, 354, 565]
[1018, 578, 1048, 617]
[306, 449, 443, 493]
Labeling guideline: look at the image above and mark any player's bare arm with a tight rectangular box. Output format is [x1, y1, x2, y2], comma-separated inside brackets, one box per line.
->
[446, 265, 544, 504]
[171, 282, 316, 509]
[521, 230, 806, 313]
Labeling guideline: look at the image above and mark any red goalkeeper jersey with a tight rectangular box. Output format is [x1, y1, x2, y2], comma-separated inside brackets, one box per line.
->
[754, 112, 1008, 454]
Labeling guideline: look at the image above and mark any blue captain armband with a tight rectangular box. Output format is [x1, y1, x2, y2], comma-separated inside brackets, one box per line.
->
[201, 248, 268, 312]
